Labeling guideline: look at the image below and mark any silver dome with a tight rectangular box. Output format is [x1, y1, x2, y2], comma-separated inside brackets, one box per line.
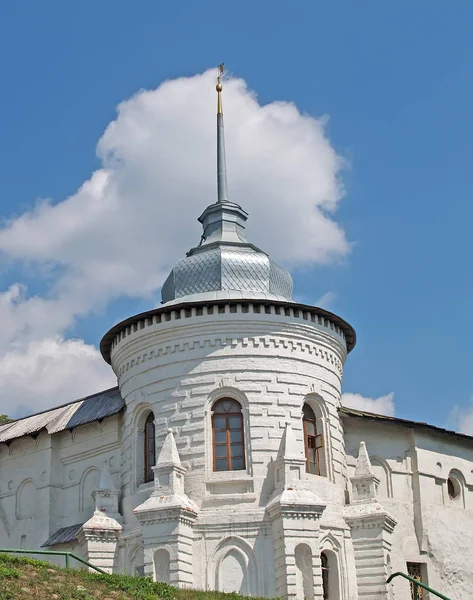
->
[161, 201, 293, 304]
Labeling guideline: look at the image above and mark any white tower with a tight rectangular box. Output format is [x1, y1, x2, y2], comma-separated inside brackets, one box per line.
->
[100, 65, 357, 599]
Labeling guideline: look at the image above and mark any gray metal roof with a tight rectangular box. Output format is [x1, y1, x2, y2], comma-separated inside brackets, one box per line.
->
[162, 242, 293, 305]
[0, 387, 124, 444]
[41, 523, 83, 547]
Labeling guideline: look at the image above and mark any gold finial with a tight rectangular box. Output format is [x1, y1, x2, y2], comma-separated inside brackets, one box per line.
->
[216, 63, 224, 114]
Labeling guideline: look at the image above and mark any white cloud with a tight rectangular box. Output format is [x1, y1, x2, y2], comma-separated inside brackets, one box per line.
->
[447, 400, 473, 436]
[342, 392, 395, 417]
[316, 291, 338, 309]
[0, 337, 115, 418]
[0, 68, 350, 416]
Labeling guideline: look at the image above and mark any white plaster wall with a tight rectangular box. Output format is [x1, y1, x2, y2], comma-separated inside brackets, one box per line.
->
[344, 416, 473, 600]
[0, 414, 121, 557]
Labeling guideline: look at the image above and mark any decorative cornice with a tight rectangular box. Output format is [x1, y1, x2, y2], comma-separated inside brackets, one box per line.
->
[344, 503, 397, 533]
[134, 507, 198, 527]
[101, 299, 355, 364]
[60, 441, 120, 465]
[114, 334, 344, 378]
[267, 506, 322, 521]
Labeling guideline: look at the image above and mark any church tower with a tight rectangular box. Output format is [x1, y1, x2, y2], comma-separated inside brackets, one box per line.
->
[100, 65, 357, 599]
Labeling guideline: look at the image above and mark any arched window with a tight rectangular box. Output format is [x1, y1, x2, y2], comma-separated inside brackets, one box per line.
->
[321, 552, 329, 600]
[144, 412, 156, 483]
[303, 403, 323, 475]
[320, 549, 340, 600]
[212, 398, 245, 472]
[447, 469, 464, 505]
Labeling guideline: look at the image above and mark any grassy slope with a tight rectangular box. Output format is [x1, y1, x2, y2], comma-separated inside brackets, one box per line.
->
[0, 553, 268, 600]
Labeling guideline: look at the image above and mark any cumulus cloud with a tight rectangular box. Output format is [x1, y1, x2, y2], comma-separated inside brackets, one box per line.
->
[0, 68, 349, 416]
[0, 337, 115, 419]
[316, 291, 338, 309]
[342, 392, 395, 417]
[447, 400, 473, 436]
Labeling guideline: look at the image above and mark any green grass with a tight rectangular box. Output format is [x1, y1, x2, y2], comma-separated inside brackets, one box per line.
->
[0, 553, 270, 600]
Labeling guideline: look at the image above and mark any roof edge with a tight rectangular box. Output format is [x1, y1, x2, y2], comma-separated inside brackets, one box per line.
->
[1, 386, 119, 426]
[339, 406, 473, 444]
[100, 298, 356, 364]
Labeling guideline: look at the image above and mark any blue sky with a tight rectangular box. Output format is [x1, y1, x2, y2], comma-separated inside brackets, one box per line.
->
[0, 1, 472, 430]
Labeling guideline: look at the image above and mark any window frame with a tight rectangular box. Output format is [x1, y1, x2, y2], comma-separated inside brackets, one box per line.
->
[144, 412, 156, 483]
[406, 562, 427, 599]
[211, 398, 246, 472]
[302, 403, 324, 475]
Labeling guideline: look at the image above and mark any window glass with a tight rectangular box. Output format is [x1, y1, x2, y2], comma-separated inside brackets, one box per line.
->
[212, 398, 245, 472]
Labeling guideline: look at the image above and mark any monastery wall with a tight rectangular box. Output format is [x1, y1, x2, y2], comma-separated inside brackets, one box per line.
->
[0, 414, 121, 563]
[344, 416, 473, 600]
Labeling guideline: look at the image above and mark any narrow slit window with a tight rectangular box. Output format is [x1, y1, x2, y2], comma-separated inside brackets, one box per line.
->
[321, 552, 329, 600]
[212, 398, 245, 471]
[144, 412, 156, 483]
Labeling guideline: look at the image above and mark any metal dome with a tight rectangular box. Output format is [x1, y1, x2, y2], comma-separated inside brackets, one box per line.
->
[161, 201, 293, 305]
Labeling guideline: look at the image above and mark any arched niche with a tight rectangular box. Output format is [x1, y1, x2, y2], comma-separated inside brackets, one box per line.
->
[128, 543, 144, 576]
[302, 393, 331, 480]
[79, 467, 99, 512]
[370, 456, 393, 498]
[154, 548, 170, 584]
[16, 479, 37, 519]
[295, 543, 314, 600]
[210, 536, 259, 596]
[218, 548, 248, 594]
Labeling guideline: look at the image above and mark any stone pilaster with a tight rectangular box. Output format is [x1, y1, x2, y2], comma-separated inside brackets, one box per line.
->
[344, 442, 397, 600]
[266, 422, 326, 600]
[133, 429, 198, 587]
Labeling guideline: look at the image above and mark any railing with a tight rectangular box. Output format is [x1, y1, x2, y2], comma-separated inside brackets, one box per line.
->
[387, 571, 452, 600]
[0, 548, 107, 575]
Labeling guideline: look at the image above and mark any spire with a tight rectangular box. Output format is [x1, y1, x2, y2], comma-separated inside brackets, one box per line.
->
[350, 441, 380, 502]
[354, 441, 374, 477]
[216, 63, 229, 203]
[277, 420, 305, 460]
[156, 428, 182, 468]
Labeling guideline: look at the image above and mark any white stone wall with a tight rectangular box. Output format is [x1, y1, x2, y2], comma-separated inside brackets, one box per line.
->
[344, 415, 473, 600]
[0, 414, 121, 560]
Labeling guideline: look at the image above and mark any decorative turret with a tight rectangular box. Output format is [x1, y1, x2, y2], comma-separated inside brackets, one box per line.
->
[344, 442, 397, 599]
[133, 429, 198, 586]
[266, 422, 326, 600]
[161, 64, 293, 305]
[267, 420, 325, 519]
[78, 463, 122, 573]
[350, 440, 380, 502]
